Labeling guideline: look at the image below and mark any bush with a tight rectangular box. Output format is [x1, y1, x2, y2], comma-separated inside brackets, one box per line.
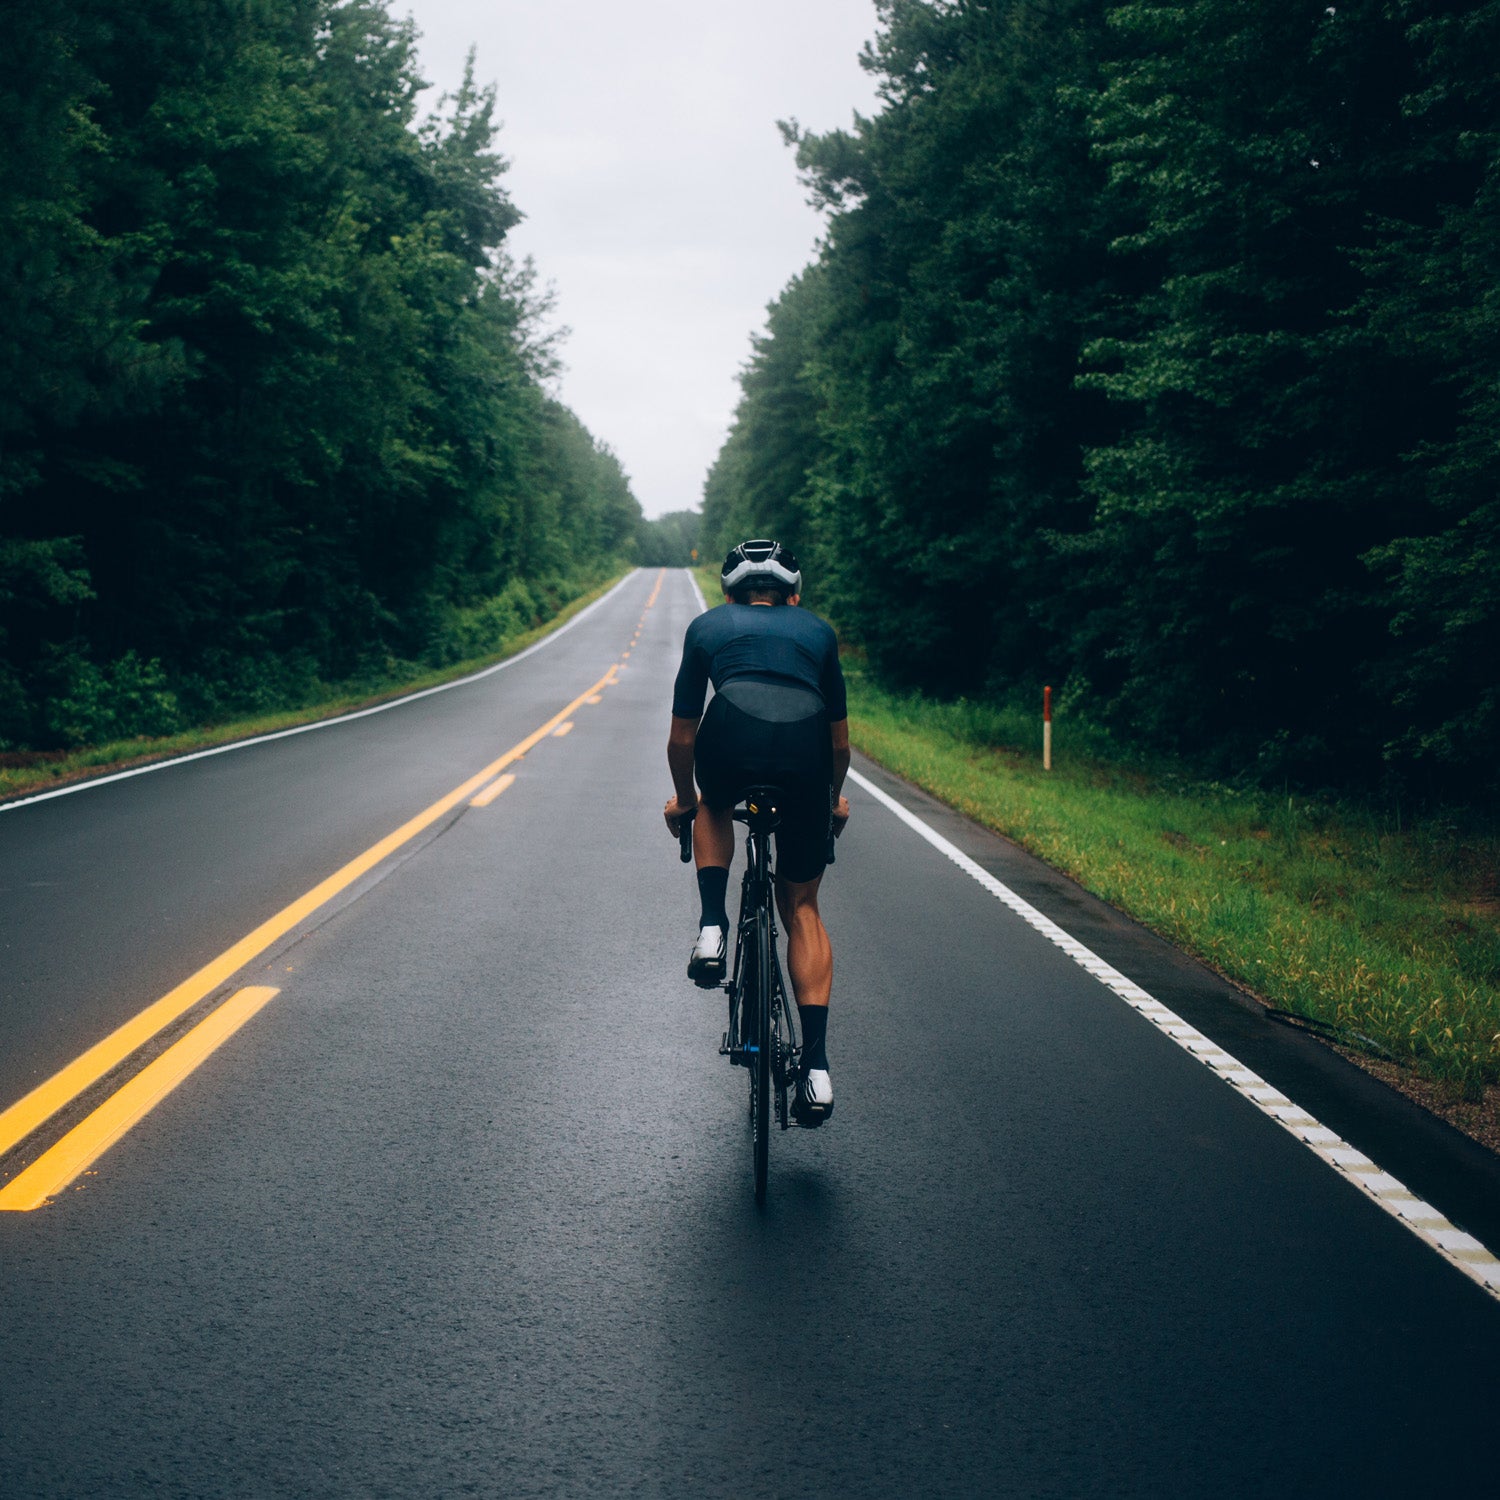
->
[44, 650, 183, 747]
[430, 578, 540, 665]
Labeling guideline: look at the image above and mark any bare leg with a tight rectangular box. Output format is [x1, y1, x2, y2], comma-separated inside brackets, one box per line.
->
[693, 800, 735, 871]
[775, 874, 831, 1008]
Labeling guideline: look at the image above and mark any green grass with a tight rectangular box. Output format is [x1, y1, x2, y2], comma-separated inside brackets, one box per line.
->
[845, 671, 1500, 1098]
[0, 568, 631, 805]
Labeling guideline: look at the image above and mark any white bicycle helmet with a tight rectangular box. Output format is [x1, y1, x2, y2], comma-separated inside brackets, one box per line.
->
[721, 539, 801, 597]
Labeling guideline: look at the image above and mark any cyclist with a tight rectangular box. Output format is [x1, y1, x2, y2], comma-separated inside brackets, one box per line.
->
[663, 540, 850, 1126]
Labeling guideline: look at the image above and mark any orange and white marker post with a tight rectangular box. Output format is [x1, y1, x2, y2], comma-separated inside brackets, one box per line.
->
[1043, 685, 1053, 771]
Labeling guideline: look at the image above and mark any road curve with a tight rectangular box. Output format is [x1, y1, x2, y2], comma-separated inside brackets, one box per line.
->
[1, 567, 1496, 1497]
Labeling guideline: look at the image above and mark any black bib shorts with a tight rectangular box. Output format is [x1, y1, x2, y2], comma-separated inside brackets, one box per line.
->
[693, 679, 834, 884]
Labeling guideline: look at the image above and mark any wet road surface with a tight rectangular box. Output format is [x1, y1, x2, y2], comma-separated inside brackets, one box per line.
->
[2, 569, 1497, 1496]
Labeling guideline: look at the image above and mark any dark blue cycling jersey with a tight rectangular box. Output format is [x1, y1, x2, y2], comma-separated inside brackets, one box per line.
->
[672, 602, 848, 722]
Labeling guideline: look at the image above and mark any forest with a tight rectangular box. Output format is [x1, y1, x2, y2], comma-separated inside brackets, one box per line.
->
[1, 0, 643, 752]
[701, 0, 1499, 801]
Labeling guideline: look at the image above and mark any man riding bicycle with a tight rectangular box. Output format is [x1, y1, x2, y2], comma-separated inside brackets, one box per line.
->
[663, 540, 850, 1126]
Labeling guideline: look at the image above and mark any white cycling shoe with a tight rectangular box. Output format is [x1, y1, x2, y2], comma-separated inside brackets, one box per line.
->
[687, 925, 727, 987]
[792, 1067, 834, 1127]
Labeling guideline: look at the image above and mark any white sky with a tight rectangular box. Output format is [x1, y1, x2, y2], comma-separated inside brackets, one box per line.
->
[396, 0, 882, 519]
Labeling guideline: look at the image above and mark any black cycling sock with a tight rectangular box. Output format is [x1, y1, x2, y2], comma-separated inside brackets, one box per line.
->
[798, 1004, 829, 1071]
[696, 866, 730, 930]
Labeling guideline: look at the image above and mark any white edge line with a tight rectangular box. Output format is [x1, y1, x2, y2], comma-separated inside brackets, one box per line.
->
[1, 572, 640, 814]
[844, 765, 1500, 1302]
[685, 567, 1500, 1298]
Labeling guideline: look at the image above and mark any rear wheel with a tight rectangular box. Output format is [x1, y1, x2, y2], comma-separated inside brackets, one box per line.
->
[752, 900, 772, 1202]
[738, 921, 756, 1120]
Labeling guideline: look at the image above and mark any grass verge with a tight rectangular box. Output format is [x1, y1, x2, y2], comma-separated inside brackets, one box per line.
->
[0, 567, 633, 806]
[845, 671, 1500, 1111]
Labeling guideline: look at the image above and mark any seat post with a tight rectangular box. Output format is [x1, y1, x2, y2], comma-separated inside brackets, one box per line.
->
[736, 785, 784, 890]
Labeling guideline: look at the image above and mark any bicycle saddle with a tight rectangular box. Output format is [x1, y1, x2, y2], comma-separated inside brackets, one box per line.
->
[734, 784, 786, 828]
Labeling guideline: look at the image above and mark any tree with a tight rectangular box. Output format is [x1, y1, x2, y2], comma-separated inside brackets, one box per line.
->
[636, 510, 701, 567]
[700, 265, 828, 566]
[0, 0, 640, 747]
[1357, 0, 1500, 787]
[1075, 0, 1431, 775]
[763, 0, 1115, 686]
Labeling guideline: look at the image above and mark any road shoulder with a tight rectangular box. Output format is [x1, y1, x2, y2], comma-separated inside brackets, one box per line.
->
[849, 748, 1500, 1259]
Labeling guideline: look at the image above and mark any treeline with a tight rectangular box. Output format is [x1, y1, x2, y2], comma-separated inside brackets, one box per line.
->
[635, 509, 701, 567]
[702, 0, 1500, 798]
[1, 0, 640, 750]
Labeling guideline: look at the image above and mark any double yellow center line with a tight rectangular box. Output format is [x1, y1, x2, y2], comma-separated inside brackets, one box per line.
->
[0, 658, 622, 1211]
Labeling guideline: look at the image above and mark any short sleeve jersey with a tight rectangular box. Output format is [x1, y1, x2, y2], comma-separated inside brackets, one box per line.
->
[672, 603, 848, 722]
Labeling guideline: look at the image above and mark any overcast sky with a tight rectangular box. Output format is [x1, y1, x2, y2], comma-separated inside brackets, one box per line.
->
[396, 0, 882, 519]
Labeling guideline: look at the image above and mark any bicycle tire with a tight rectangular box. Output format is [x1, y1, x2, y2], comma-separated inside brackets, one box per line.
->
[739, 920, 756, 1124]
[752, 895, 772, 1202]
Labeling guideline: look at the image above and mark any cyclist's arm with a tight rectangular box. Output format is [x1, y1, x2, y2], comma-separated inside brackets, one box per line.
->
[830, 718, 850, 797]
[666, 615, 709, 835]
[667, 715, 699, 809]
[830, 717, 851, 831]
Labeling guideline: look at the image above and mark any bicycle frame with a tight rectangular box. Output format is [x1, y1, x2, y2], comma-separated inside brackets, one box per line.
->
[718, 788, 801, 1198]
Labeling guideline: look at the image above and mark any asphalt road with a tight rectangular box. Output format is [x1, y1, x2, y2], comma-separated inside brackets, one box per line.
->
[1, 568, 1497, 1497]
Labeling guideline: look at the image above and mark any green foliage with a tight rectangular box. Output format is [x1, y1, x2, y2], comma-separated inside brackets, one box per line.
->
[1354, 1, 1500, 781]
[706, 0, 1500, 802]
[1074, 0, 1432, 776]
[0, 0, 639, 749]
[636, 510, 701, 567]
[700, 266, 830, 566]
[44, 649, 182, 747]
[786, 0, 1114, 694]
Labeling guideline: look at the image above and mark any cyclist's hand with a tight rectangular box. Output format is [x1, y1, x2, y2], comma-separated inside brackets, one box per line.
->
[664, 794, 697, 837]
[832, 794, 850, 836]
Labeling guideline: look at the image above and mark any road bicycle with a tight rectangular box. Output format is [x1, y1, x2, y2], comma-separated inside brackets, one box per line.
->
[678, 788, 832, 1202]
